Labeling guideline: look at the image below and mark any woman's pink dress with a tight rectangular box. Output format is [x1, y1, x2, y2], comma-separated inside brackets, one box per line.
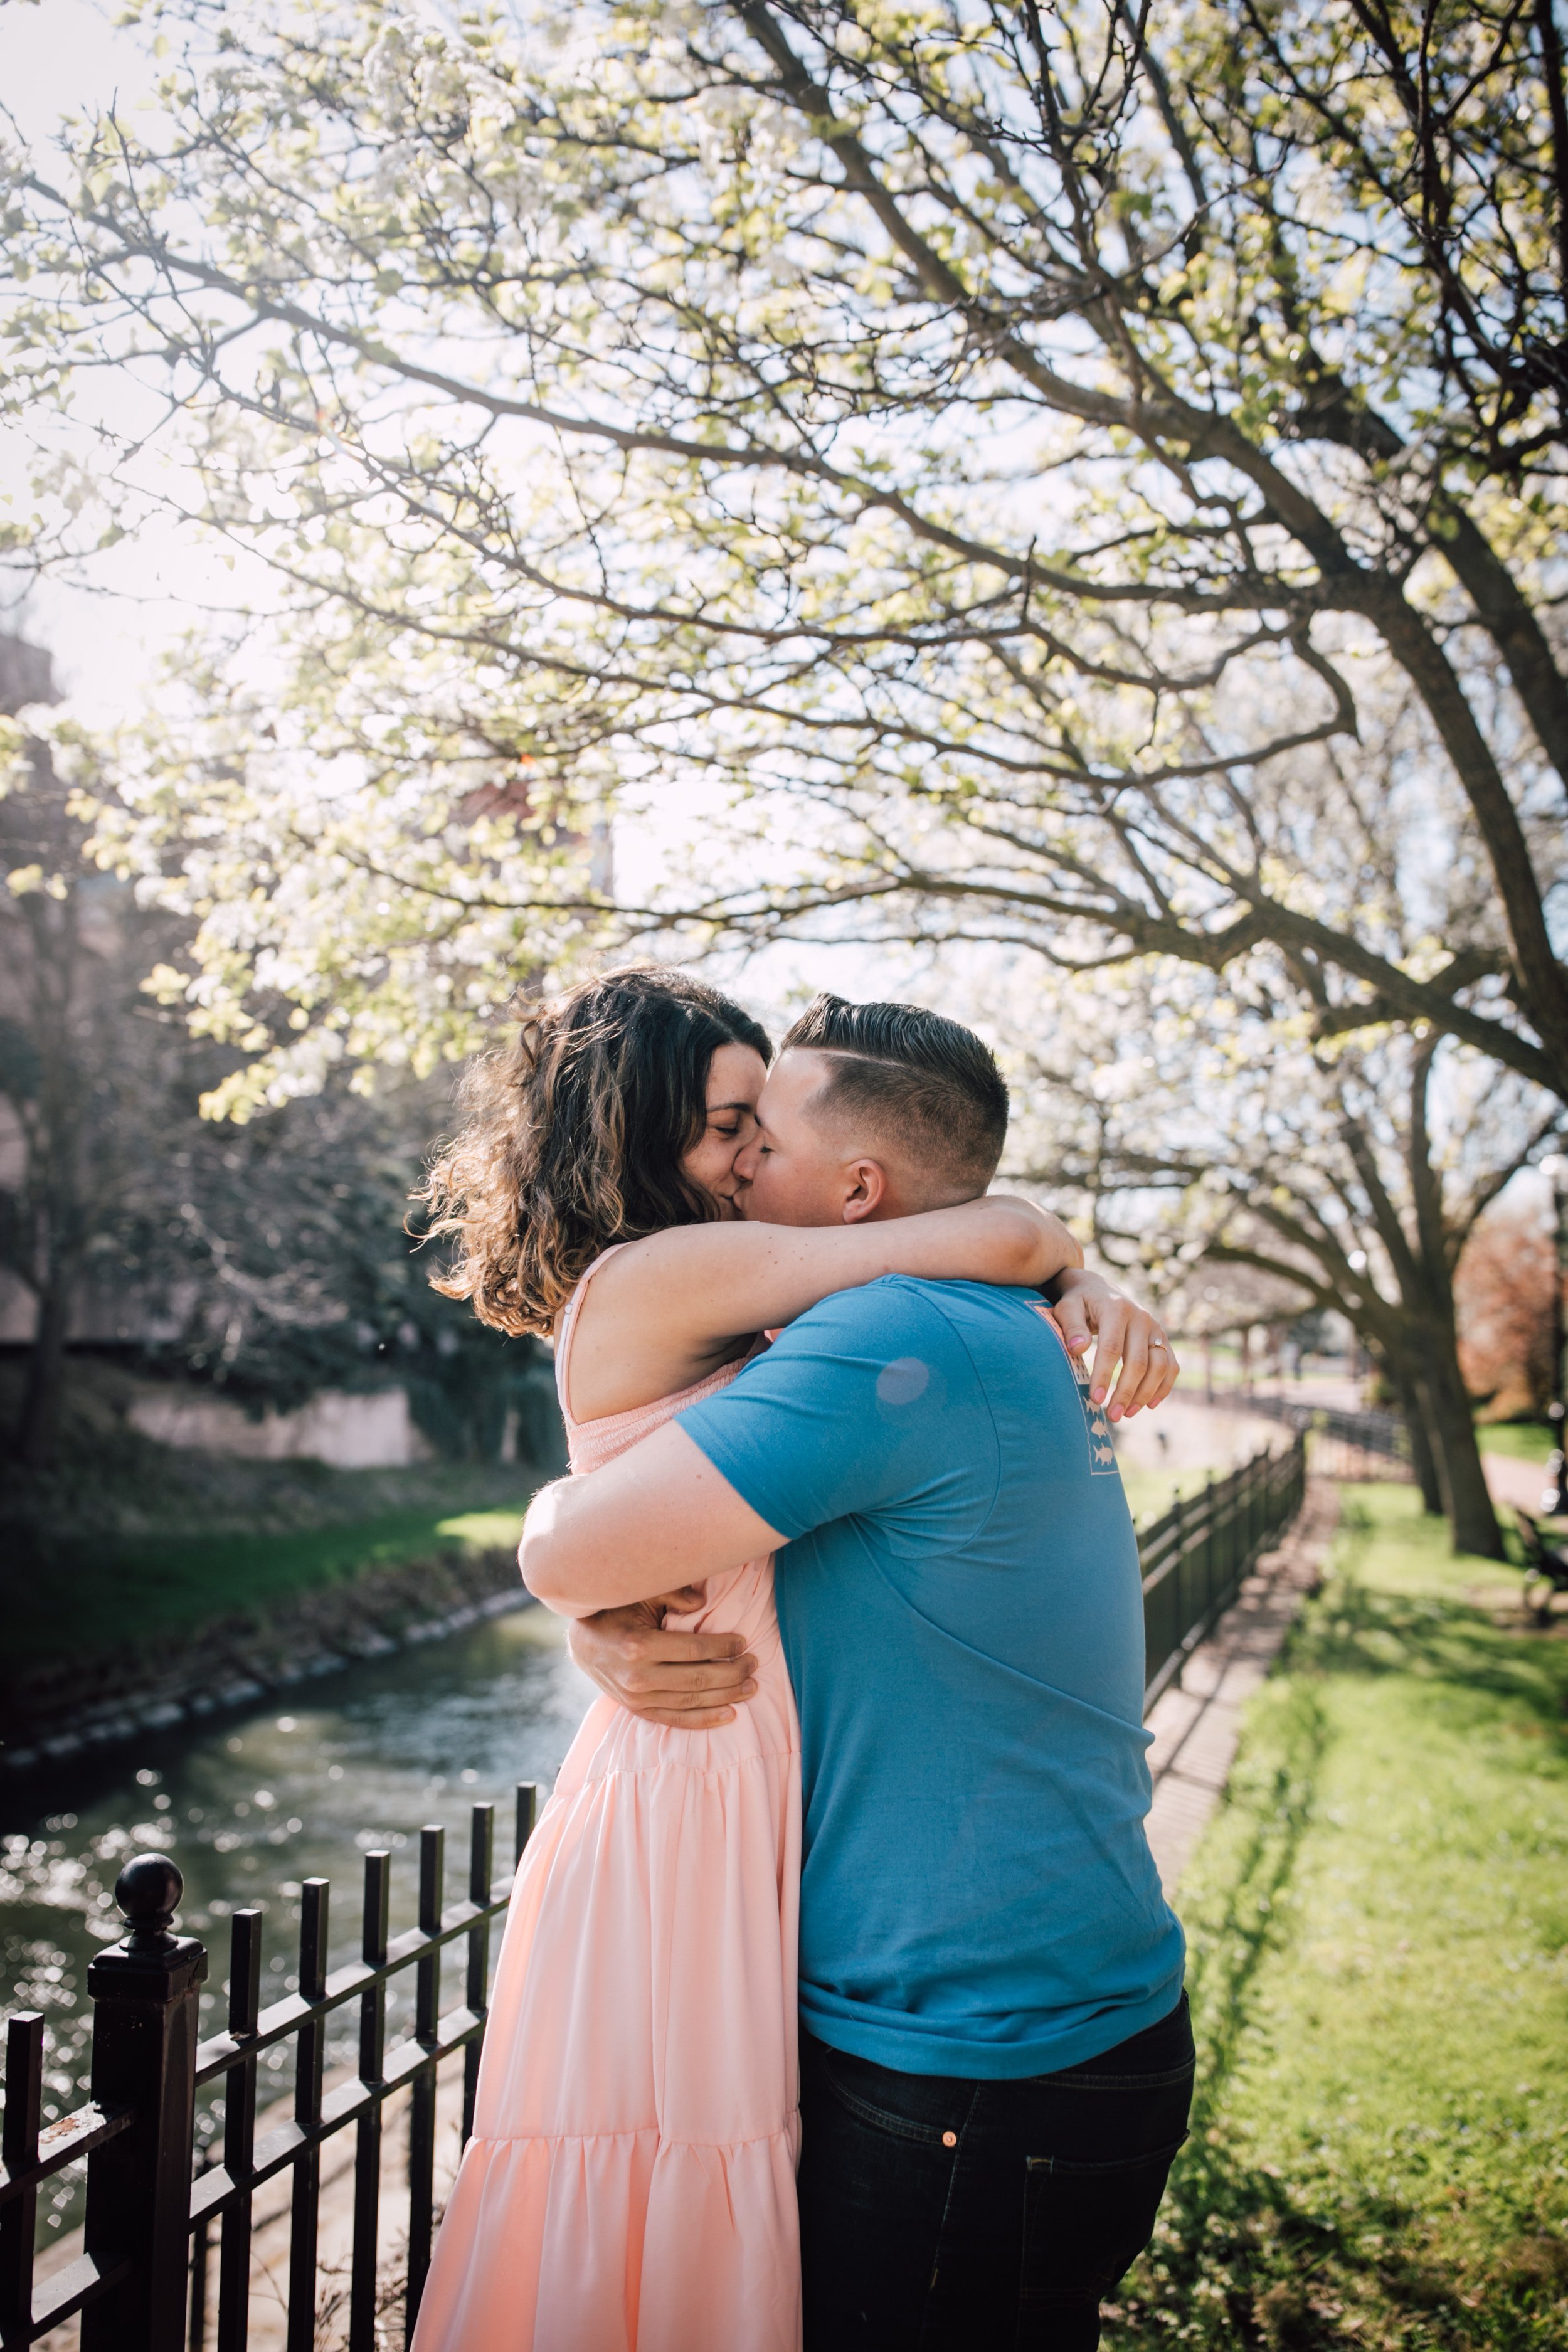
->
[411, 1249, 803, 2352]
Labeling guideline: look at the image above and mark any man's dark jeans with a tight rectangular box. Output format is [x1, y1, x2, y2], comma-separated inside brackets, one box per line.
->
[798, 1993, 1194, 2351]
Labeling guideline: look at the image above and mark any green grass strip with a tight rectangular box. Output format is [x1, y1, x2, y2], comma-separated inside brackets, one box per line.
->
[1476, 1424, 1557, 1465]
[8, 1505, 526, 1668]
[1111, 1484, 1568, 2349]
[1119, 1464, 1224, 1526]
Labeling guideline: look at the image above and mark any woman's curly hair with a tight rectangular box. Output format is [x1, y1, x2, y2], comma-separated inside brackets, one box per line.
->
[417, 967, 772, 1337]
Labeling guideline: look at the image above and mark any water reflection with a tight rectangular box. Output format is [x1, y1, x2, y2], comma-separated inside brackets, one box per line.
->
[1, 1602, 587, 2240]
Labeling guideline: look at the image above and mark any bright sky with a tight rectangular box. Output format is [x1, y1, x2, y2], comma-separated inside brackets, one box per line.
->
[0, 0, 239, 714]
[0, 0, 152, 145]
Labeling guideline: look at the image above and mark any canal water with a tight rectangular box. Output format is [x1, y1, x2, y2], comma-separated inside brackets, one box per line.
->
[0, 1602, 590, 2243]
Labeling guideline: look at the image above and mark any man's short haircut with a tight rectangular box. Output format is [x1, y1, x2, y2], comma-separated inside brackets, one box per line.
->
[779, 994, 1009, 1194]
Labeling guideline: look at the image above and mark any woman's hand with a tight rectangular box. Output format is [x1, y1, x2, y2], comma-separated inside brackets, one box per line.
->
[1045, 1268, 1179, 1421]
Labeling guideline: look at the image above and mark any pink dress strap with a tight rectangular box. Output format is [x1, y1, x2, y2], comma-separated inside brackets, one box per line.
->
[551, 1243, 623, 1435]
[413, 1249, 803, 2352]
[553, 1245, 760, 1475]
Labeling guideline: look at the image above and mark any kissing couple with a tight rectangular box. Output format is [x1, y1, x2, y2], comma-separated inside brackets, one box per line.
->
[411, 968, 1191, 2352]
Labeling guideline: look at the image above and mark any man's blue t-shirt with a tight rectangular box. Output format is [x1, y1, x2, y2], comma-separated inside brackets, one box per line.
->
[678, 1276, 1184, 2080]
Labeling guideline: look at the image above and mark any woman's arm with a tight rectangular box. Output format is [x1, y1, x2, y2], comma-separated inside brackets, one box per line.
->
[563, 1195, 1081, 1420]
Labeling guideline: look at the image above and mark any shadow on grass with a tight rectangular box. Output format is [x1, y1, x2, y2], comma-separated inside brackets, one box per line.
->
[1116, 2077, 1568, 2348]
[1297, 1519, 1568, 1768]
[1108, 1553, 1568, 2351]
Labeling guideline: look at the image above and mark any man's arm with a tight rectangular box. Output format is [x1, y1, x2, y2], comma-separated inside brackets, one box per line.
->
[521, 1422, 784, 1618]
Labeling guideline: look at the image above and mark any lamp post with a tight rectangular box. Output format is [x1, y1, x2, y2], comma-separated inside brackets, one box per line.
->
[1542, 1155, 1568, 1519]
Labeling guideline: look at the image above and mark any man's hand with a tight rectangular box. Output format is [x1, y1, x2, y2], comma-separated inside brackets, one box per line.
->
[1045, 1268, 1179, 1421]
[566, 1595, 760, 1729]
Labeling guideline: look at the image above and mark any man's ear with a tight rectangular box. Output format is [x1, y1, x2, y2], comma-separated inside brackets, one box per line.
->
[841, 1158, 889, 1223]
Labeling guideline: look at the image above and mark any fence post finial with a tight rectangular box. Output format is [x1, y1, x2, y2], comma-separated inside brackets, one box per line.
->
[81, 1855, 207, 2352]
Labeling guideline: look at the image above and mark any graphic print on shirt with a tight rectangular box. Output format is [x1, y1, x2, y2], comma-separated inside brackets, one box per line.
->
[1030, 1301, 1119, 1473]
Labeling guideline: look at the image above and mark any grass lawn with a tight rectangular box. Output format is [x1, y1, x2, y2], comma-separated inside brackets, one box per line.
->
[1477, 1423, 1557, 1465]
[6, 1495, 531, 1670]
[1120, 1464, 1219, 1525]
[1110, 1485, 1568, 2350]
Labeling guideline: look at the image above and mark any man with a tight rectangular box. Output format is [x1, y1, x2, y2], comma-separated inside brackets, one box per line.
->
[524, 996, 1191, 2349]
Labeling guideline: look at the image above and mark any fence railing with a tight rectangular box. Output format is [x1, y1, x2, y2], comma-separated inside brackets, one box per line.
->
[1, 1784, 538, 2352]
[1, 1442, 1308, 2349]
[1231, 1391, 1413, 1478]
[1140, 1431, 1307, 1708]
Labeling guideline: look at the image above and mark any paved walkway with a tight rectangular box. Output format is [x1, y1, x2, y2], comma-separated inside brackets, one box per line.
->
[1112, 1394, 1287, 1480]
[1144, 1479, 1342, 1895]
[1482, 1447, 1556, 1518]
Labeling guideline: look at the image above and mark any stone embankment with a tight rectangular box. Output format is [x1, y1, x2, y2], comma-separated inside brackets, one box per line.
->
[3, 1547, 531, 1774]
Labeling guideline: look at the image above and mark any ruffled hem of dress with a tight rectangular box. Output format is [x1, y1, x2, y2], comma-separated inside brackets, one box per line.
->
[463, 2121, 798, 2151]
[411, 2119, 802, 2352]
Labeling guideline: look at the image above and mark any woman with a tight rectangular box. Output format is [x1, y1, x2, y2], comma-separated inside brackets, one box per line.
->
[411, 967, 1162, 2352]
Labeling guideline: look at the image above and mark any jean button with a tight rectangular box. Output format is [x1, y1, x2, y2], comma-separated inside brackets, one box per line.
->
[941, 2131, 958, 2148]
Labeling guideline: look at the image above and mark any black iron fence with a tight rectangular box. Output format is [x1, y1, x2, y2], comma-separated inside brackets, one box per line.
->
[1, 1784, 538, 2352]
[2, 1442, 1308, 2349]
[1232, 1392, 1413, 1480]
[1140, 1431, 1307, 1708]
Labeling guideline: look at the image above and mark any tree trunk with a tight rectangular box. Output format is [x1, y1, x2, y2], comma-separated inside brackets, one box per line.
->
[1412, 1344, 1504, 1560]
[1389, 1366, 1443, 1516]
[18, 1274, 68, 1471]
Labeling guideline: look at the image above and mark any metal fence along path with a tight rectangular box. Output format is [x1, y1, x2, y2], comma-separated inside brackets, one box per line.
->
[2, 1435, 1304, 2349]
[1138, 1433, 1307, 1708]
[1232, 1392, 1414, 1480]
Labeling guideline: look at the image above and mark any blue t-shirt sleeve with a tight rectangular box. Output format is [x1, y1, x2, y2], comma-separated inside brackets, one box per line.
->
[677, 1278, 1000, 1550]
